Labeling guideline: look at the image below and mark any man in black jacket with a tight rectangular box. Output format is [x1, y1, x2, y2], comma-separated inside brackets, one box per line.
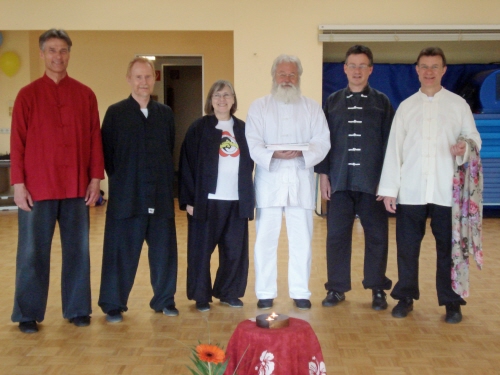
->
[315, 45, 394, 310]
[98, 57, 178, 323]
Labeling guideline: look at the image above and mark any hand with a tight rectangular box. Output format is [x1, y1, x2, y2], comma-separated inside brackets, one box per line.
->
[14, 183, 33, 212]
[383, 196, 397, 213]
[450, 141, 466, 156]
[319, 174, 331, 200]
[272, 150, 302, 159]
[186, 205, 194, 216]
[85, 178, 101, 206]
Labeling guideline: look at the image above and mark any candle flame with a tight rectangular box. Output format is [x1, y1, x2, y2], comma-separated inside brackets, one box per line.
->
[270, 312, 278, 318]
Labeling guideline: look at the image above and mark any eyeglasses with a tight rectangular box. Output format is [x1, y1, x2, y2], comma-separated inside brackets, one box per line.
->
[212, 93, 234, 100]
[276, 73, 297, 80]
[418, 65, 442, 71]
[345, 64, 370, 71]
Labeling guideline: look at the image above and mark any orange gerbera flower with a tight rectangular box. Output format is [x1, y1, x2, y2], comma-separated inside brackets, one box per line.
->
[196, 344, 226, 364]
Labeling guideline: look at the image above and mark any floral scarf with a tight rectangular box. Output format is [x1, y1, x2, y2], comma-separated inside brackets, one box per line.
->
[451, 138, 483, 298]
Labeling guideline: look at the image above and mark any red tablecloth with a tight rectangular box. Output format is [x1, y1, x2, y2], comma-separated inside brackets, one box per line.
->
[224, 317, 326, 375]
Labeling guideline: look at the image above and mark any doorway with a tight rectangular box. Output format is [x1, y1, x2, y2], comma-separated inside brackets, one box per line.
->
[147, 55, 203, 196]
[164, 64, 203, 174]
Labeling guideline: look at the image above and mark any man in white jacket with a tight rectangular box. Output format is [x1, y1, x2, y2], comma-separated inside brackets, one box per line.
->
[378, 47, 481, 323]
[246, 54, 330, 310]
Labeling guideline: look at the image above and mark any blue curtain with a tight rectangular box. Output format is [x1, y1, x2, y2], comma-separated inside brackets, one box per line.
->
[322, 63, 500, 110]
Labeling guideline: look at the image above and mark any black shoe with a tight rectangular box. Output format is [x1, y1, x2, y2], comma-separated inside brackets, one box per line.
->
[19, 321, 38, 334]
[257, 299, 273, 309]
[391, 297, 413, 318]
[196, 302, 210, 312]
[445, 302, 462, 324]
[161, 305, 179, 316]
[220, 298, 244, 308]
[70, 315, 91, 327]
[293, 299, 311, 310]
[106, 309, 123, 323]
[372, 289, 388, 311]
[322, 291, 345, 307]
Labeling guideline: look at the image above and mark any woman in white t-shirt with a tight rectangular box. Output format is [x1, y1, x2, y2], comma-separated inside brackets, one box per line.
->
[179, 80, 255, 312]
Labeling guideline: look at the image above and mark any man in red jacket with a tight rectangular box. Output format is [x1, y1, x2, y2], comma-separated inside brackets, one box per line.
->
[10, 29, 105, 333]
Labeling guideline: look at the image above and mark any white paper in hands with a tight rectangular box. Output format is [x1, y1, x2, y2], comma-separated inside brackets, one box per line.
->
[265, 143, 309, 151]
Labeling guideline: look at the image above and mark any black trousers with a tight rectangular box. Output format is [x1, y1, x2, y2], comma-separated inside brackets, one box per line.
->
[98, 213, 178, 313]
[391, 204, 464, 306]
[325, 191, 392, 292]
[186, 200, 249, 303]
[12, 198, 91, 323]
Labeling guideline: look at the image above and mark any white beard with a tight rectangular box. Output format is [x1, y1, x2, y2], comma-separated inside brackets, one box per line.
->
[271, 82, 301, 103]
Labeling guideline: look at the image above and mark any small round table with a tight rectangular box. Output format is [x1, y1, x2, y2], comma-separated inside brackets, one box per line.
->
[224, 317, 326, 375]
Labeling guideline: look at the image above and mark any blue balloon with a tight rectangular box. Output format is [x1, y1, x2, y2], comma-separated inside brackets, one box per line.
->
[0, 32, 3, 47]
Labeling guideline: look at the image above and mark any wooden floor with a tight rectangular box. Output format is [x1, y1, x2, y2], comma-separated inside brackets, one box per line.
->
[0, 202, 499, 374]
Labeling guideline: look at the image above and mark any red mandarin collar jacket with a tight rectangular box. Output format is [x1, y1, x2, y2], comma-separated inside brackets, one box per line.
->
[10, 73, 104, 201]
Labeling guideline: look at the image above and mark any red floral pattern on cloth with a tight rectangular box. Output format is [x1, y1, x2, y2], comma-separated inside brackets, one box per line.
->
[255, 350, 275, 375]
[224, 318, 326, 375]
[252, 351, 326, 375]
[309, 356, 327, 375]
[451, 138, 483, 297]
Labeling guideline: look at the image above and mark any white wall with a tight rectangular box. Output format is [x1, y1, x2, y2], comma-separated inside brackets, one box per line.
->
[1, 0, 499, 119]
[1, 0, 499, 171]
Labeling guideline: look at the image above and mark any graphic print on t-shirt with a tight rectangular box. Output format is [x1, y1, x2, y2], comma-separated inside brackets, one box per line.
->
[219, 131, 240, 157]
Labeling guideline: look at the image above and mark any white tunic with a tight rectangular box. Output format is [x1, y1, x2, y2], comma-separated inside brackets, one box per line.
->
[246, 94, 330, 209]
[378, 88, 481, 207]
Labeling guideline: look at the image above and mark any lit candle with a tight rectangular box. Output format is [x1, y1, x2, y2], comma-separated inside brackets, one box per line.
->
[270, 312, 278, 318]
[266, 316, 274, 321]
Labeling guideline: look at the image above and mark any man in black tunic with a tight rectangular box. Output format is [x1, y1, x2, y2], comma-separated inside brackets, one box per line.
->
[315, 45, 394, 310]
[98, 57, 178, 322]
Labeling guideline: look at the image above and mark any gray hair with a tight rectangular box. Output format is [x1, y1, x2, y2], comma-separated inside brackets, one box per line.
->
[204, 80, 238, 115]
[39, 29, 72, 51]
[270, 54, 303, 77]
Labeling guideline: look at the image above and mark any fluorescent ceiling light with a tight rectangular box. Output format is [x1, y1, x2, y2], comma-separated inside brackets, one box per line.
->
[318, 25, 500, 42]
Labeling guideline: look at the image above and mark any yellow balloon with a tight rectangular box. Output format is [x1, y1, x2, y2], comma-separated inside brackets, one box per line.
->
[0, 51, 21, 77]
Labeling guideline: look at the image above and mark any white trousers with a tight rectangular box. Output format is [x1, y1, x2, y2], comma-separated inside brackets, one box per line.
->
[254, 206, 313, 300]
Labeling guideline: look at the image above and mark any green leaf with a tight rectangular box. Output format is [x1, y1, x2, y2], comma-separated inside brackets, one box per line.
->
[212, 361, 229, 375]
[194, 359, 208, 372]
[188, 356, 209, 374]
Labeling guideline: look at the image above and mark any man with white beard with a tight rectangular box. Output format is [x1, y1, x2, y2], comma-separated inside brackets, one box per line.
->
[246, 54, 330, 310]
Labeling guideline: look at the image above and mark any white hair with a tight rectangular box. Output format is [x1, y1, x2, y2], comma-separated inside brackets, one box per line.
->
[270, 54, 303, 78]
[270, 54, 303, 103]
